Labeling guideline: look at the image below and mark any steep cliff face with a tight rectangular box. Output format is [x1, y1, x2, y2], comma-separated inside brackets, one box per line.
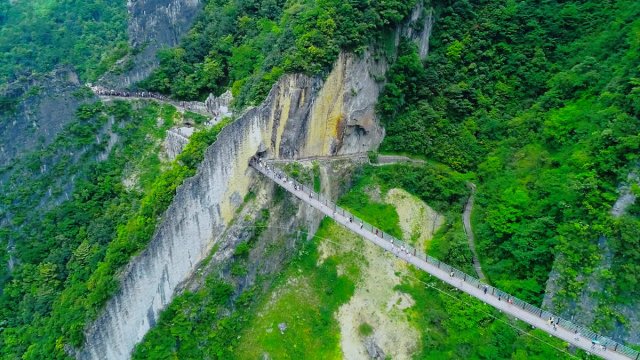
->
[1, 0, 203, 164]
[163, 126, 194, 160]
[100, 0, 203, 88]
[0, 70, 84, 166]
[79, 7, 433, 359]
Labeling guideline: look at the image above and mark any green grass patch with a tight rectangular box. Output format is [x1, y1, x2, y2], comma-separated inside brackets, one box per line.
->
[312, 161, 321, 192]
[358, 322, 374, 336]
[234, 219, 356, 359]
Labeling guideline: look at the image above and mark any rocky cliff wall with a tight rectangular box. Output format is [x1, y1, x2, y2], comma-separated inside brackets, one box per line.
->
[163, 126, 193, 160]
[99, 0, 203, 89]
[2, 0, 202, 164]
[0, 70, 84, 166]
[79, 6, 434, 358]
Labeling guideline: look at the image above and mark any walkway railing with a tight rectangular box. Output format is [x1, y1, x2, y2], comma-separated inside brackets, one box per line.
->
[250, 157, 640, 360]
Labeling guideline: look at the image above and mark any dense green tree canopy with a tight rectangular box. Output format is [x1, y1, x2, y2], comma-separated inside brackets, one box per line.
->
[141, 0, 419, 105]
[379, 0, 640, 319]
[0, 0, 127, 82]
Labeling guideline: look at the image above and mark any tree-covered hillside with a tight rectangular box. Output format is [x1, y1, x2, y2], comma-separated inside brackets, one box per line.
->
[0, 0, 127, 83]
[0, 0, 424, 357]
[1, 0, 639, 358]
[129, 0, 640, 356]
[380, 0, 640, 332]
[140, 0, 419, 105]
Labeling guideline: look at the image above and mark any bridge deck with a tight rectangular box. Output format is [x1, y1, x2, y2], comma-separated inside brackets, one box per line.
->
[250, 158, 638, 360]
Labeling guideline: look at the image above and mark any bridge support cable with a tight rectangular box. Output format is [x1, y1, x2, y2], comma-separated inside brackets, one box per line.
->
[249, 157, 638, 360]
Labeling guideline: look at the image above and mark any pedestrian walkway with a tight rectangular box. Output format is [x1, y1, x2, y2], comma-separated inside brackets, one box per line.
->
[250, 157, 639, 360]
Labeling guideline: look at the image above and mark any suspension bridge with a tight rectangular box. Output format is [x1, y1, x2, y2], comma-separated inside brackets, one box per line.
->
[249, 157, 639, 360]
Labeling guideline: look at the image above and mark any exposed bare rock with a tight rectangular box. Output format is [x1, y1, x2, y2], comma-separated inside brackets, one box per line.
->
[164, 126, 194, 160]
[205, 90, 233, 121]
[611, 172, 638, 218]
[99, 0, 203, 89]
[364, 337, 386, 360]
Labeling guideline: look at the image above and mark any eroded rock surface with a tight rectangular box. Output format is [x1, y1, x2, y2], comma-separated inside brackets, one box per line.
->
[99, 0, 203, 88]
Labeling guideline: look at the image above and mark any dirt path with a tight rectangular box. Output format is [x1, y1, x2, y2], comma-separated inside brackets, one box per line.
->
[462, 182, 486, 281]
[98, 94, 214, 118]
[375, 155, 426, 165]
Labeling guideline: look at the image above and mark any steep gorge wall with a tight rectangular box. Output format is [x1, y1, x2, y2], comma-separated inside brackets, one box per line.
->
[100, 0, 203, 89]
[79, 8, 434, 359]
[0, 70, 84, 166]
[78, 69, 379, 360]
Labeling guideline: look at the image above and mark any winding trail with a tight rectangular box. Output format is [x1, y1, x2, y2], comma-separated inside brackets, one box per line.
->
[250, 158, 639, 360]
[376, 154, 426, 165]
[463, 182, 487, 281]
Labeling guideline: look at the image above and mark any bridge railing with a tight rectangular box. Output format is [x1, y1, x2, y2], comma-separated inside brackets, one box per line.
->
[251, 158, 640, 359]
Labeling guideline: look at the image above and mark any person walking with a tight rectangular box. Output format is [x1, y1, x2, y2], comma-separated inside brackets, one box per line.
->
[483, 285, 488, 295]
[574, 330, 580, 341]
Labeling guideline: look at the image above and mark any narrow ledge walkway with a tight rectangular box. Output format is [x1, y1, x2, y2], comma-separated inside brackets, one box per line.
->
[250, 158, 639, 360]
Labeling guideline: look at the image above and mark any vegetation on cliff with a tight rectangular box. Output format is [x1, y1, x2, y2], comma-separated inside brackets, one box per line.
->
[140, 0, 420, 106]
[379, 0, 640, 330]
[2, 0, 639, 357]
[133, 164, 588, 358]
[0, 0, 127, 83]
[0, 101, 229, 357]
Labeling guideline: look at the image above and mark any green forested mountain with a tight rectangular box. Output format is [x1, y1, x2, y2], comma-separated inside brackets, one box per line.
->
[0, 0, 423, 358]
[133, 0, 640, 357]
[140, 0, 418, 105]
[0, 0, 127, 83]
[0, 0, 639, 358]
[380, 0, 640, 313]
